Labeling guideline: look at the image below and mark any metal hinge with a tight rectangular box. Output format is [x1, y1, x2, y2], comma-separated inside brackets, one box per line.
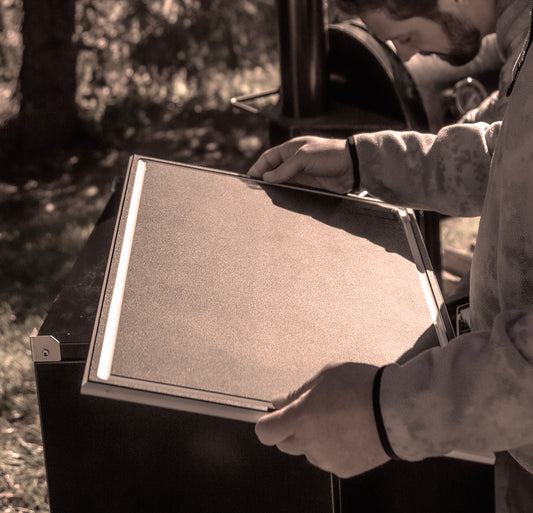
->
[30, 333, 62, 362]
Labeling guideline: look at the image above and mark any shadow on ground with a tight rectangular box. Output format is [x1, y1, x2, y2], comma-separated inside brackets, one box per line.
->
[0, 103, 270, 320]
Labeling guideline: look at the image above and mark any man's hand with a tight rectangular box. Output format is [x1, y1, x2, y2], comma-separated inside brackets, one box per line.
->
[247, 136, 354, 194]
[255, 363, 390, 478]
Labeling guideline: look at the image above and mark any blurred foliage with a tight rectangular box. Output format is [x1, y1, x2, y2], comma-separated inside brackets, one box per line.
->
[0, 300, 48, 512]
[0, 0, 280, 133]
[0, 2, 280, 511]
[0, 164, 112, 513]
[0, 0, 22, 81]
[0, 0, 280, 317]
[441, 216, 480, 252]
[0, 175, 107, 318]
[0, 0, 23, 124]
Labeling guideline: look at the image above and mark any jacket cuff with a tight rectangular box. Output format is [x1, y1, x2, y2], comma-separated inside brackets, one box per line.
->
[373, 365, 401, 460]
[347, 135, 360, 192]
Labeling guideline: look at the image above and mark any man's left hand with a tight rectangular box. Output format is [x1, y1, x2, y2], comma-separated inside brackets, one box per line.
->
[255, 363, 390, 478]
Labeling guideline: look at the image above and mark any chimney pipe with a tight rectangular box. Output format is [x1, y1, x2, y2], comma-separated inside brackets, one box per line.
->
[276, 0, 328, 118]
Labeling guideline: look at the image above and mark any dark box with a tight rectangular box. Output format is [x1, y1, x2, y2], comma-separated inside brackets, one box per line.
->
[32, 156, 493, 513]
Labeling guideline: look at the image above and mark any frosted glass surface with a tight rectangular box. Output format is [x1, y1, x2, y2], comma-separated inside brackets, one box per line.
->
[89, 159, 437, 409]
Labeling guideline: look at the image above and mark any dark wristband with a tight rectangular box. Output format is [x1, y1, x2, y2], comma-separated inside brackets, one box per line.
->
[372, 365, 401, 460]
[347, 135, 360, 192]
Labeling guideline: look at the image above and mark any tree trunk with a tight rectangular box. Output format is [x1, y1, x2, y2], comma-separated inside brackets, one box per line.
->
[19, 0, 77, 152]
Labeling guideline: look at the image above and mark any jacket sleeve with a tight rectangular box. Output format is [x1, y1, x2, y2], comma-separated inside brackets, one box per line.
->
[354, 121, 501, 217]
[379, 309, 533, 463]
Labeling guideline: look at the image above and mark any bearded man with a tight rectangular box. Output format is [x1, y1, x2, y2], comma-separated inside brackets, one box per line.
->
[248, 4, 533, 513]
[338, 0, 529, 122]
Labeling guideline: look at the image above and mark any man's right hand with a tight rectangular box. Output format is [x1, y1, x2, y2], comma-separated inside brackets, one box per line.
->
[247, 136, 354, 194]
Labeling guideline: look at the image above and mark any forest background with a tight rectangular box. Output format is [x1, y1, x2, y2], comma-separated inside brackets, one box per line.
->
[0, 1, 478, 511]
[0, 1, 280, 511]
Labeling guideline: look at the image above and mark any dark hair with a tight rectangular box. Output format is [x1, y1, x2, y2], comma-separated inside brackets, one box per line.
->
[336, 0, 440, 20]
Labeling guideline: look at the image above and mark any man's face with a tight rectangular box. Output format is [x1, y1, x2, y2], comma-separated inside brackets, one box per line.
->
[360, 8, 482, 66]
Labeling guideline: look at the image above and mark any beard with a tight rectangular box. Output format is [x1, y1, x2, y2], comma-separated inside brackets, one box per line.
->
[432, 11, 482, 66]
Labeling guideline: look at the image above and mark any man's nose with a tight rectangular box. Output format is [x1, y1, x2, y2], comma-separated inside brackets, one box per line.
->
[393, 42, 418, 62]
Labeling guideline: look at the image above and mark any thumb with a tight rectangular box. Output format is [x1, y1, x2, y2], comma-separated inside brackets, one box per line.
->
[262, 159, 301, 184]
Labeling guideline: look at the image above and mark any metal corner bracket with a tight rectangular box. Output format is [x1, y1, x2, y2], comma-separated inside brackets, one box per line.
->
[30, 334, 62, 362]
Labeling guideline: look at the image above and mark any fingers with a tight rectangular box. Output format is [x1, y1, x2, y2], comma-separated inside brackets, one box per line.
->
[262, 163, 299, 183]
[255, 363, 389, 479]
[247, 136, 352, 194]
[256, 368, 328, 447]
[256, 408, 331, 473]
[247, 147, 301, 184]
[247, 137, 312, 182]
[255, 403, 298, 446]
[276, 435, 305, 456]
[247, 145, 285, 179]
[255, 408, 308, 459]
